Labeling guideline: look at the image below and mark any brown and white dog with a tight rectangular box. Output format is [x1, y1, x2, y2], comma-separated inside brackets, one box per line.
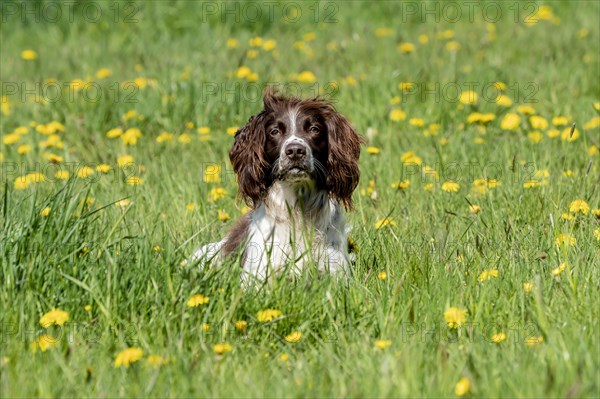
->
[192, 89, 364, 284]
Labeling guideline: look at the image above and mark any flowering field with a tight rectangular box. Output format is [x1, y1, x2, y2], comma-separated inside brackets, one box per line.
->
[1, 1, 599, 397]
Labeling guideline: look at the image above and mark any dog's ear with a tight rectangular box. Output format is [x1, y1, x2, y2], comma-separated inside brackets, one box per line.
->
[324, 107, 365, 210]
[229, 112, 269, 207]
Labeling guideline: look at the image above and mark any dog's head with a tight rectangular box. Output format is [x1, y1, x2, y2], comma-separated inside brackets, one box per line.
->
[230, 89, 364, 210]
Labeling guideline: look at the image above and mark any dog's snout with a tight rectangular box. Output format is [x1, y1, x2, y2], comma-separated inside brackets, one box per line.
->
[285, 143, 307, 161]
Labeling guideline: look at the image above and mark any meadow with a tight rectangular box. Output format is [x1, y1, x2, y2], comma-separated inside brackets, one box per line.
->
[1, 1, 599, 397]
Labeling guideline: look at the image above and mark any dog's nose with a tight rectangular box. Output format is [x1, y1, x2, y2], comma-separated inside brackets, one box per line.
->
[285, 143, 306, 161]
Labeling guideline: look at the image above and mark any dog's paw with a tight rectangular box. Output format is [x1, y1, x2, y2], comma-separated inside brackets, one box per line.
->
[188, 240, 226, 268]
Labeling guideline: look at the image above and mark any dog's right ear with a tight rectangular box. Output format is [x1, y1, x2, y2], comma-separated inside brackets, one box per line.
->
[229, 112, 269, 207]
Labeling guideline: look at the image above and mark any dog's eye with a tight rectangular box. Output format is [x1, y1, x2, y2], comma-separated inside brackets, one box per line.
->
[309, 126, 320, 134]
[269, 128, 280, 136]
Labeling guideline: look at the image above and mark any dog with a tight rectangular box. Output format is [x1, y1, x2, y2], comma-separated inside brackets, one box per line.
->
[192, 89, 364, 284]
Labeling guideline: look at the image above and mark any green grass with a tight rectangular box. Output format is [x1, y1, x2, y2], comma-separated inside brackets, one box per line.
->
[1, 1, 599, 397]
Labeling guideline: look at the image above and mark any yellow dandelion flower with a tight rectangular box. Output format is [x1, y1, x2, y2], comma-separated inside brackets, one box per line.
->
[478, 269, 499, 282]
[262, 39, 277, 51]
[201, 323, 210, 332]
[115, 199, 131, 208]
[375, 27, 394, 37]
[583, 116, 600, 130]
[96, 164, 111, 173]
[551, 262, 567, 277]
[552, 116, 569, 126]
[398, 82, 414, 91]
[117, 155, 134, 168]
[491, 332, 507, 343]
[55, 170, 69, 180]
[39, 207, 51, 217]
[445, 41, 461, 51]
[454, 377, 471, 396]
[366, 146, 381, 155]
[186, 294, 209, 307]
[156, 131, 174, 143]
[523, 180, 542, 189]
[197, 126, 210, 135]
[146, 355, 169, 368]
[529, 115, 548, 130]
[501, 113, 521, 130]
[517, 105, 536, 115]
[374, 339, 392, 350]
[398, 42, 416, 53]
[186, 203, 196, 212]
[217, 209, 230, 222]
[389, 108, 407, 122]
[409, 117, 425, 127]
[526, 336, 544, 347]
[17, 144, 31, 155]
[39, 308, 69, 328]
[84, 304, 92, 312]
[400, 151, 421, 165]
[561, 213, 575, 221]
[76, 166, 94, 179]
[96, 68, 112, 79]
[441, 181, 460, 192]
[177, 133, 192, 144]
[343, 75, 357, 86]
[235, 66, 251, 79]
[125, 176, 143, 185]
[235, 320, 248, 331]
[3, 133, 20, 145]
[561, 127, 579, 142]
[528, 131, 543, 143]
[106, 127, 123, 138]
[444, 307, 467, 328]
[208, 187, 227, 202]
[203, 164, 222, 183]
[459, 91, 477, 105]
[555, 234, 576, 247]
[391, 180, 410, 190]
[593, 228, 600, 241]
[226, 38, 239, 48]
[213, 343, 233, 354]
[249, 36, 263, 47]
[114, 347, 144, 368]
[226, 126, 239, 136]
[495, 94, 513, 107]
[44, 153, 63, 163]
[21, 49, 38, 60]
[523, 282, 533, 293]
[374, 217, 396, 229]
[493, 81, 507, 91]
[241, 205, 252, 215]
[31, 334, 59, 353]
[569, 199, 589, 214]
[296, 71, 317, 83]
[257, 309, 282, 322]
[418, 34, 429, 44]
[378, 271, 387, 280]
[588, 145, 598, 155]
[469, 204, 481, 214]
[437, 29, 455, 39]
[285, 331, 303, 343]
[547, 129, 560, 138]
[121, 128, 142, 145]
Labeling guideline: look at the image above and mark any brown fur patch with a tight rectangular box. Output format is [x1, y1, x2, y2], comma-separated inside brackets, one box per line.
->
[221, 215, 250, 257]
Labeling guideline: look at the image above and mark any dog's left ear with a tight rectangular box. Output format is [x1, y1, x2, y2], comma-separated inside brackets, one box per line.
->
[324, 107, 365, 210]
[229, 112, 269, 207]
